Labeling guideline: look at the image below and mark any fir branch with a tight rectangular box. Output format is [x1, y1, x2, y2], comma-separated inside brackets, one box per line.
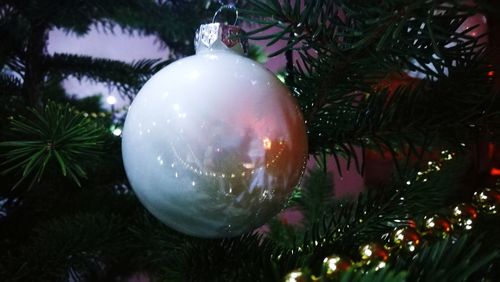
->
[44, 54, 170, 100]
[331, 155, 464, 244]
[0, 73, 22, 96]
[340, 268, 407, 282]
[124, 211, 283, 282]
[242, 0, 339, 56]
[265, 154, 468, 278]
[3, 0, 157, 35]
[4, 0, 216, 55]
[1, 212, 128, 282]
[291, 168, 335, 231]
[0, 4, 28, 66]
[0, 101, 107, 189]
[158, 234, 277, 282]
[403, 235, 499, 281]
[100, 0, 215, 56]
[244, 0, 499, 168]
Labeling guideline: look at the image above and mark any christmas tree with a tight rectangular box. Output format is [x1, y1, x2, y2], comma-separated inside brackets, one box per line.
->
[1, 0, 499, 281]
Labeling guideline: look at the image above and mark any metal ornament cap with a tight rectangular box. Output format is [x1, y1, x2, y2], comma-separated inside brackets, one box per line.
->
[195, 23, 248, 54]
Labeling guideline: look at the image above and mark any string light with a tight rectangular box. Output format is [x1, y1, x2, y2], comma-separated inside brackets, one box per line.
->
[112, 128, 122, 136]
[106, 96, 117, 105]
[262, 137, 272, 150]
[415, 150, 454, 182]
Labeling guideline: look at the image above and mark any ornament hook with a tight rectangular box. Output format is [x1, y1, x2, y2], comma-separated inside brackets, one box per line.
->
[212, 4, 239, 26]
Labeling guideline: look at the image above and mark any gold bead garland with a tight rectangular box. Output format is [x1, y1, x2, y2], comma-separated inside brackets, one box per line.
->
[283, 185, 499, 281]
[451, 203, 478, 230]
[284, 269, 307, 282]
[283, 151, 499, 280]
[391, 227, 421, 252]
[322, 255, 352, 278]
[472, 187, 500, 214]
[422, 215, 452, 239]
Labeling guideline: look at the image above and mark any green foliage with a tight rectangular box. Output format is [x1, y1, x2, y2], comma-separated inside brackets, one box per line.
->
[281, 153, 463, 246]
[340, 268, 407, 282]
[0, 0, 217, 105]
[243, 0, 500, 171]
[41, 77, 106, 114]
[1, 0, 217, 54]
[292, 168, 335, 231]
[5, 213, 127, 282]
[257, 154, 486, 279]
[248, 44, 269, 64]
[402, 235, 499, 281]
[0, 73, 22, 97]
[0, 0, 499, 281]
[45, 54, 169, 100]
[0, 101, 106, 188]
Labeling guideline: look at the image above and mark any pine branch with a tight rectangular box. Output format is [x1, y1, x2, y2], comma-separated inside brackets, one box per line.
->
[44, 54, 170, 100]
[0, 4, 28, 66]
[291, 168, 335, 231]
[244, 0, 500, 171]
[0, 101, 107, 189]
[340, 268, 407, 282]
[0, 73, 22, 96]
[1, 212, 128, 282]
[264, 154, 469, 278]
[403, 234, 499, 281]
[3, 0, 217, 55]
[101, 0, 216, 56]
[154, 234, 278, 282]
[242, 0, 339, 56]
[3, 0, 156, 35]
[264, 158, 500, 282]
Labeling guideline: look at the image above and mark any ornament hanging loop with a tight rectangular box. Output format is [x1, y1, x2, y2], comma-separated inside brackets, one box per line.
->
[212, 4, 239, 26]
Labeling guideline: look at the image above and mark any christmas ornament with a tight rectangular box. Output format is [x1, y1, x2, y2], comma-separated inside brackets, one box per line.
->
[406, 218, 418, 229]
[472, 187, 500, 214]
[423, 215, 452, 239]
[359, 243, 389, 270]
[122, 22, 308, 237]
[284, 269, 307, 282]
[451, 203, 478, 230]
[322, 255, 351, 278]
[391, 227, 421, 252]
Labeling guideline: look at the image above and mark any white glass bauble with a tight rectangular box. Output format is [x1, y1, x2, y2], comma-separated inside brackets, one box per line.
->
[122, 24, 308, 238]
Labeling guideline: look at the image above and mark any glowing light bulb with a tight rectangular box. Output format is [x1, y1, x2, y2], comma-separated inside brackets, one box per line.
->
[106, 95, 117, 105]
[262, 137, 272, 150]
[112, 128, 122, 136]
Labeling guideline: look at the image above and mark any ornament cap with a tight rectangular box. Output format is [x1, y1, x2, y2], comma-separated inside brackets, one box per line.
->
[194, 23, 248, 55]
